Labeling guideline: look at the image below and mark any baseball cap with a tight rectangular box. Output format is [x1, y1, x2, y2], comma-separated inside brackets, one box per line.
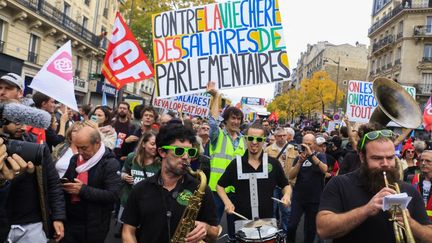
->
[316, 137, 327, 146]
[0, 73, 24, 90]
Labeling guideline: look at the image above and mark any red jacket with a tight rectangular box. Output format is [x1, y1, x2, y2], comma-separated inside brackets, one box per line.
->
[26, 126, 46, 144]
[411, 173, 432, 220]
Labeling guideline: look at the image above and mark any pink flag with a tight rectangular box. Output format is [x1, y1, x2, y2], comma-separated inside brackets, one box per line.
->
[423, 96, 432, 131]
[29, 41, 78, 111]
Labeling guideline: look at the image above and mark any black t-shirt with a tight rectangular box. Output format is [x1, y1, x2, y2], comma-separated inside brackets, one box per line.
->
[217, 152, 289, 220]
[339, 151, 361, 175]
[121, 171, 218, 243]
[7, 173, 42, 224]
[121, 127, 142, 158]
[112, 120, 135, 157]
[292, 152, 327, 203]
[319, 169, 431, 243]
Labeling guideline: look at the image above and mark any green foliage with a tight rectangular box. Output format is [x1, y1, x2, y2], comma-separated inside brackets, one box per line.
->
[268, 71, 345, 120]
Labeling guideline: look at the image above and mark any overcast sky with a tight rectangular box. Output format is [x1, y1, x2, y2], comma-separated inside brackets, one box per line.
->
[222, 0, 373, 104]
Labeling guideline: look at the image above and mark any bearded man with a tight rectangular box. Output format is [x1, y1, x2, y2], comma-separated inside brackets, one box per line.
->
[316, 123, 432, 242]
[112, 102, 136, 162]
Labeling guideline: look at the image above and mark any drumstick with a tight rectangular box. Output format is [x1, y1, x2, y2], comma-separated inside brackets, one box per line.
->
[232, 211, 249, 220]
[271, 197, 285, 204]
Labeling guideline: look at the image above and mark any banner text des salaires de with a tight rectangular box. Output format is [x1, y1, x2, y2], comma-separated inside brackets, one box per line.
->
[152, 0, 290, 98]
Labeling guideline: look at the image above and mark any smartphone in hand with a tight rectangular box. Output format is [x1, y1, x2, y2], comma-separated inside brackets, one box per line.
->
[59, 178, 71, 184]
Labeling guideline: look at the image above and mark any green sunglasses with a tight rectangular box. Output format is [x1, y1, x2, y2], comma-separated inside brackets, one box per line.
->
[360, 129, 393, 150]
[161, 146, 198, 158]
[245, 136, 266, 143]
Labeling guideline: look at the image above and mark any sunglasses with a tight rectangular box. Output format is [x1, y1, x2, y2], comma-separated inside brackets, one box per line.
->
[245, 136, 266, 143]
[360, 129, 393, 150]
[161, 146, 198, 158]
[406, 150, 415, 154]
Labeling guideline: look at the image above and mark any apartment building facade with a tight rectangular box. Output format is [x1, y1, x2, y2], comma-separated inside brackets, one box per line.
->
[368, 0, 432, 105]
[0, 0, 154, 107]
[292, 42, 368, 104]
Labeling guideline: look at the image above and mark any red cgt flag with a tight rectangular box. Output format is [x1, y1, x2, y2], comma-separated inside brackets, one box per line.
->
[102, 12, 154, 89]
[423, 96, 432, 131]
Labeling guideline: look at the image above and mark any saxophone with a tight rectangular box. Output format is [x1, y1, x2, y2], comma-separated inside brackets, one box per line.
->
[170, 164, 207, 243]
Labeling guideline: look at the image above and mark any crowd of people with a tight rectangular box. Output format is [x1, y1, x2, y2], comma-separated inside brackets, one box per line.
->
[0, 75, 431, 243]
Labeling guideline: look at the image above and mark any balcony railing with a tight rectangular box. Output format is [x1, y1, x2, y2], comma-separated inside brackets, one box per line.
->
[419, 83, 432, 94]
[16, 0, 99, 47]
[395, 59, 401, 65]
[372, 34, 395, 53]
[422, 56, 432, 62]
[414, 25, 432, 37]
[103, 8, 108, 18]
[0, 41, 4, 53]
[28, 51, 38, 63]
[369, 2, 431, 35]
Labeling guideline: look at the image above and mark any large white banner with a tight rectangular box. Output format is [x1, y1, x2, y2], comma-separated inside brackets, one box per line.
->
[152, 0, 290, 98]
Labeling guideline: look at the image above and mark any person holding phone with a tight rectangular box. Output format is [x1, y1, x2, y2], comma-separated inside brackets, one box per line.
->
[62, 125, 121, 242]
[286, 133, 328, 243]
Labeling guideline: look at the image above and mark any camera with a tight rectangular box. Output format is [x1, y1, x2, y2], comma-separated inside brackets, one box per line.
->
[295, 144, 304, 153]
[4, 137, 45, 166]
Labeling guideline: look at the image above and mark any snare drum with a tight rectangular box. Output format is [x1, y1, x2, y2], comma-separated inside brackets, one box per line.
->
[235, 219, 283, 243]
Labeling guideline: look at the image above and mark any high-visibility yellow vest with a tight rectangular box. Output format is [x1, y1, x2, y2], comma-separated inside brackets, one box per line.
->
[209, 129, 246, 191]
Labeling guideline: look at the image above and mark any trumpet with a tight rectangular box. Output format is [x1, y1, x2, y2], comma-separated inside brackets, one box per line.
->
[383, 172, 416, 243]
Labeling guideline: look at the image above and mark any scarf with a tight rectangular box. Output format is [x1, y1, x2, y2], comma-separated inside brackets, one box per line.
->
[71, 145, 105, 203]
[76, 144, 106, 174]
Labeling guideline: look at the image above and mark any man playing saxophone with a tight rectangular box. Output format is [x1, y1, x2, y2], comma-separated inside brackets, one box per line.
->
[122, 123, 219, 243]
[316, 123, 432, 242]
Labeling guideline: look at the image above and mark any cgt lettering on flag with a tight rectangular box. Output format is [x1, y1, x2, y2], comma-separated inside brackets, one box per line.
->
[102, 12, 154, 89]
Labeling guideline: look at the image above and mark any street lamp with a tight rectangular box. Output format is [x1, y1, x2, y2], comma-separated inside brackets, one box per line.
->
[323, 57, 340, 113]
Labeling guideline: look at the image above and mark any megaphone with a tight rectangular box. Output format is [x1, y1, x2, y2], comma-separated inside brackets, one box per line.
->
[370, 77, 422, 128]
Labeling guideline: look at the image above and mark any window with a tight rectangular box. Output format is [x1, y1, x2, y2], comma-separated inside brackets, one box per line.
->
[424, 44, 432, 60]
[75, 56, 82, 77]
[28, 34, 39, 63]
[388, 52, 393, 65]
[427, 16, 432, 33]
[398, 21, 403, 34]
[64, 2, 71, 17]
[396, 47, 402, 64]
[82, 16, 88, 29]
[422, 73, 432, 93]
[84, 0, 90, 6]
[0, 20, 4, 53]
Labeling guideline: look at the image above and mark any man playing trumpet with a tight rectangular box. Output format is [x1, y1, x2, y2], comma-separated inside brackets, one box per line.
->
[316, 123, 432, 242]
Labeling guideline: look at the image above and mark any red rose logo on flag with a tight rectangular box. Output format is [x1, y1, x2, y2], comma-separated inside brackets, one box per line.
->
[47, 52, 73, 82]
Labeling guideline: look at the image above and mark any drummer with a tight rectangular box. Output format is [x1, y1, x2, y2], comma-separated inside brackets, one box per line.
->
[217, 122, 292, 240]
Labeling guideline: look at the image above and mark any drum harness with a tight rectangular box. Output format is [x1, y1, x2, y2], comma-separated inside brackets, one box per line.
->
[235, 153, 269, 219]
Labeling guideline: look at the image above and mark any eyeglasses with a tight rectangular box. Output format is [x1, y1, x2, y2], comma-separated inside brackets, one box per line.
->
[360, 129, 393, 150]
[406, 150, 415, 154]
[420, 158, 432, 163]
[161, 146, 198, 158]
[245, 136, 266, 143]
